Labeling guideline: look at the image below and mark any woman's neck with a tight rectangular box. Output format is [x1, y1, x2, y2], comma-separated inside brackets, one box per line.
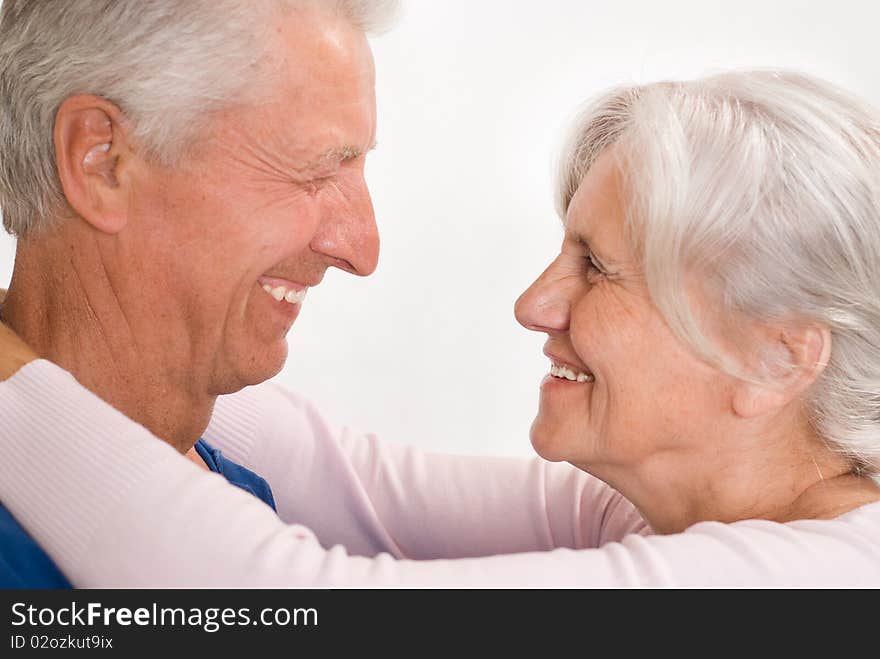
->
[584, 416, 880, 534]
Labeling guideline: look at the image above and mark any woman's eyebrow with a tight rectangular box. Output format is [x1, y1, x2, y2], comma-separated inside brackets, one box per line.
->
[565, 218, 611, 265]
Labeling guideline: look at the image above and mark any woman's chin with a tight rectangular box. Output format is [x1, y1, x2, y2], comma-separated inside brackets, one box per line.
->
[529, 416, 575, 463]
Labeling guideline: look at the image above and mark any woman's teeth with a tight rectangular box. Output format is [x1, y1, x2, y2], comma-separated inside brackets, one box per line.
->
[262, 284, 308, 305]
[550, 363, 594, 383]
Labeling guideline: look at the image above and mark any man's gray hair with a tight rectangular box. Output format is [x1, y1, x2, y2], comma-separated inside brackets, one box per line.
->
[0, 0, 398, 237]
[558, 70, 880, 476]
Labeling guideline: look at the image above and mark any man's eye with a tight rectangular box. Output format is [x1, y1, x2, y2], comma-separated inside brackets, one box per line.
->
[305, 176, 334, 195]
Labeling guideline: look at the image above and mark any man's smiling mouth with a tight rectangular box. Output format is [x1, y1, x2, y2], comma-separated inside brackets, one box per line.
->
[262, 284, 308, 305]
[258, 276, 309, 306]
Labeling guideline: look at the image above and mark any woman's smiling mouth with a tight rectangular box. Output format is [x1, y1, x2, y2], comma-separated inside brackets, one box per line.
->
[544, 348, 595, 383]
[549, 362, 594, 383]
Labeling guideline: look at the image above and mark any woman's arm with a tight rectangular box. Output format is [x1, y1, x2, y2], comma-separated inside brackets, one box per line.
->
[0, 313, 644, 564]
[1, 359, 876, 586]
[204, 382, 647, 560]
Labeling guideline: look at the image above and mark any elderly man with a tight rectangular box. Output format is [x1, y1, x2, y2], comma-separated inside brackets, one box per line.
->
[0, 0, 382, 586]
[0, 0, 628, 587]
[1, 0, 380, 450]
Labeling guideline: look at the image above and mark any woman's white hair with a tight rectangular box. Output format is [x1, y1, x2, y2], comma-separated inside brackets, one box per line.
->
[558, 70, 880, 476]
[0, 0, 398, 237]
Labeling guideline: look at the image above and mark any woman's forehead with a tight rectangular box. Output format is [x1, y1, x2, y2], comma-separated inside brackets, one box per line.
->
[564, 151, 625, 242]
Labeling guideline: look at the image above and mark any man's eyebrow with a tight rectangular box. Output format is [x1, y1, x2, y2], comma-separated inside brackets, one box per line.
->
[307, 141, 378, 169]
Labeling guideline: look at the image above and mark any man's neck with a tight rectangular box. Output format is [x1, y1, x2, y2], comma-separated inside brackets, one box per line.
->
[4, 231, 214, 454]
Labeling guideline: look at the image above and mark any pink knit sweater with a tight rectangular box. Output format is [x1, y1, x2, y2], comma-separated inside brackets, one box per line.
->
[1, 359, 878, 586]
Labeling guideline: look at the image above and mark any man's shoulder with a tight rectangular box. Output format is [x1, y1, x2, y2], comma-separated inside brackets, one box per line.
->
[0, 504, 71, 588]
[194, 439, 277, 512]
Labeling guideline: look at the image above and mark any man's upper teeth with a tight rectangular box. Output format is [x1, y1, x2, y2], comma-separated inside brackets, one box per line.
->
[262, 284, 308, 305]
[550, 363, 594, 382]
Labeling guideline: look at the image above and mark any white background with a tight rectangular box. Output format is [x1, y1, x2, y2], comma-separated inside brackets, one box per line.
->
[2, 0, 880, 456]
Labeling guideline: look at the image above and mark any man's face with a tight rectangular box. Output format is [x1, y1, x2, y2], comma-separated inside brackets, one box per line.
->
[115, 10, 379, 395]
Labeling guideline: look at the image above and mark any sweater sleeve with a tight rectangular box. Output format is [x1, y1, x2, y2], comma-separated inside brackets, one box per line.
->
[2, 360, 879, 587]
[202, 381, 648, 559]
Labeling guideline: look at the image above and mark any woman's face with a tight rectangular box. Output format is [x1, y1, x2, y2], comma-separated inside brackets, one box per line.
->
[515, 149, 729, 474]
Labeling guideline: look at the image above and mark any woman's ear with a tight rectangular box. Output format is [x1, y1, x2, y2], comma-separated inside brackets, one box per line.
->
[54, 95, 132, 234]
[732, 323, 831, 419]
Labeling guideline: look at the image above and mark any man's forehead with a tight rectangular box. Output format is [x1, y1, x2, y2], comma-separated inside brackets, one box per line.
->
[249, 51, 377, 170]
[266, 6, 377, 90]
[226, 81, 377, 175]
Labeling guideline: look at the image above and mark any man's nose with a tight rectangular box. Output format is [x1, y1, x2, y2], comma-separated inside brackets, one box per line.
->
[309, 175, 380, 276]
[514, 259, 571, 334]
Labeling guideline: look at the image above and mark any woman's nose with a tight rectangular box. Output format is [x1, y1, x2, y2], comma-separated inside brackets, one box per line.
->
[514, 260, 571, 334]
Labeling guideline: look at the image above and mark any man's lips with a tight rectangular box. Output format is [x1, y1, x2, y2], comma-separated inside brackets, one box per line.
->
[258, 276, 310, 305]
[258, 276, 309, 292]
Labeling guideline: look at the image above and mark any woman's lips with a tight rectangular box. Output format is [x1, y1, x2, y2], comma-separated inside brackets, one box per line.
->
[549, 362, 594, 383]
[543, 349, 594, 382]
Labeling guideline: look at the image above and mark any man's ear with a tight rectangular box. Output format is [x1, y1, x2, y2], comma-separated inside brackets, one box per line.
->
[732, 323, 831, 419]
[54, 95, 132, 234]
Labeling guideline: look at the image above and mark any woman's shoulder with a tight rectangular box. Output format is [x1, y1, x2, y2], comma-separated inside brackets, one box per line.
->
[829, 498, 880, 528]
[677, 501, 880, 582]
[597, 501, 880, 586]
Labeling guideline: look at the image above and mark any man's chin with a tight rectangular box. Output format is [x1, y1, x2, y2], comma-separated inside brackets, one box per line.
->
[213, 345, 289, 395]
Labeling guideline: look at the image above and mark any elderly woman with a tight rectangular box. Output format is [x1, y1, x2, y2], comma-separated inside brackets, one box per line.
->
[516, 71, 880, 532]
[1, 70, 879, 586]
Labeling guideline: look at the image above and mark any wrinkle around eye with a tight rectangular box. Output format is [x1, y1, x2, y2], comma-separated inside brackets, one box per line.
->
[302, 175, 344, 198]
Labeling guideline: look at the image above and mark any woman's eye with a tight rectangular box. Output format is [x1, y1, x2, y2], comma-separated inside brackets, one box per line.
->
[583, 253, 603, 275]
